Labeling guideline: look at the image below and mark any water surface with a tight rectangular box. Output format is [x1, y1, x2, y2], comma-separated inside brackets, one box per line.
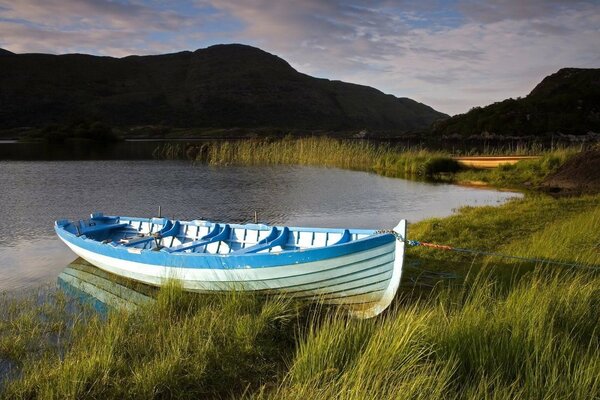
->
[0, 160, 521, 291]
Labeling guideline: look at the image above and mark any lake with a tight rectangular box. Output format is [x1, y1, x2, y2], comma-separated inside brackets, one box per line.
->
[0, 158, 521, 292]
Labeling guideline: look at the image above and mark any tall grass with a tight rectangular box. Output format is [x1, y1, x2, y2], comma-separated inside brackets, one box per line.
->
[408, 194, 599, 263]
[3, 272, 598, 399]
[153, 137, 580, 187]
[497, 203, 600, 268]
[269, 270, 600, 400]
[2, 284, 303, 399]
[153, 137, 462, 179]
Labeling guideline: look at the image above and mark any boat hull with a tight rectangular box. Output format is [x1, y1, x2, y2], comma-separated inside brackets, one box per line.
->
[56, 219, 406, 318]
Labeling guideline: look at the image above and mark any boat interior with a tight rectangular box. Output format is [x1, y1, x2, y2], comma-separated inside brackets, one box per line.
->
[57, 213, 375, 255]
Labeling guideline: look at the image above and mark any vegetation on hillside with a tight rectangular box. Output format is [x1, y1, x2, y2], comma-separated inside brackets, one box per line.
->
[1, 195, 599, 399]
[432, 68, 600, 138]
[20, 121, 120, 143]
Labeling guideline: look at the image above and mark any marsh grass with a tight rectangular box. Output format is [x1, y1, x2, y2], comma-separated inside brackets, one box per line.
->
[0, 288, 85, 370]
[3, 272, 598, 399]
[2, 284, 304, 399]
[154, 137, 580, 188]
[153, 137, 462, 179]
[2, 195, 599, 399]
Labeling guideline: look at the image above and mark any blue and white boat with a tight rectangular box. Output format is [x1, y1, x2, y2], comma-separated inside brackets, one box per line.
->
[55, 213, 406, 318]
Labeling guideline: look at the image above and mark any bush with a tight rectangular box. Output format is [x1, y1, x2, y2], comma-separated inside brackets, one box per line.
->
[420, 157, 462, 177]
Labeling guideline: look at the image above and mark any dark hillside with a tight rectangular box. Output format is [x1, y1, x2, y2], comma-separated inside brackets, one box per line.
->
[432, 68, 600, 138]
[0, 44, 446, 134]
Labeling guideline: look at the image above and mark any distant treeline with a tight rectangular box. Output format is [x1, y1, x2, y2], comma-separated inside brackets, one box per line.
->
[22, 121, 120, 143]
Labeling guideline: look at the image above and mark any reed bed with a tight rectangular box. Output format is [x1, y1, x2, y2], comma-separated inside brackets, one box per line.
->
[153, 137, 461, 179]
[153, 137, 580, 186]
[1, 195, 598, 399]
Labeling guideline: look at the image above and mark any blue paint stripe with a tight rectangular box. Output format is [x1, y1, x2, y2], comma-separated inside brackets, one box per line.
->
[56, 225, 395, 270]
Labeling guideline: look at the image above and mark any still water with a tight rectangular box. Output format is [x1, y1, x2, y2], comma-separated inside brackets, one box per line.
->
[0, 160, 521, 291]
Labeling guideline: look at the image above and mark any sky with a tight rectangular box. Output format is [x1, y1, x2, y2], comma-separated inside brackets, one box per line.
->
[0, 0, 598, 115]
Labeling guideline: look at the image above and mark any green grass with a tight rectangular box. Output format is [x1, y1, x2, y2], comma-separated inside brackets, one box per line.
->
[271, 270, 599, 400]
[1, 194, 598, 399]
[1, 285, 304, 399]
[454, 148, 578, 188]
[153, 137, 582, 189]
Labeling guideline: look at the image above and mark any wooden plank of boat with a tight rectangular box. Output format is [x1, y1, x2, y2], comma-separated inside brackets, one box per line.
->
[55, 213, 406, 318]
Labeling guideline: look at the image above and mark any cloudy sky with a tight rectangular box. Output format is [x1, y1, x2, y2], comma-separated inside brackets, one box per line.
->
[1, 0, 598, 115]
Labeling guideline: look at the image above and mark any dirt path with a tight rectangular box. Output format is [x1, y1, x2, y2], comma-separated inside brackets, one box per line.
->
[541, 149, 600, 195]
[453, 156, 540, 169]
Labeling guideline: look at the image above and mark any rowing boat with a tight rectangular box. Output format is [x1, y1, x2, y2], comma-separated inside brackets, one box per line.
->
[55, 213, 406, 318]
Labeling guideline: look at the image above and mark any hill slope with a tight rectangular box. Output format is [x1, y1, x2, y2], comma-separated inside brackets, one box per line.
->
[432, 68, 600, 138]
[0, 44, 446, 133]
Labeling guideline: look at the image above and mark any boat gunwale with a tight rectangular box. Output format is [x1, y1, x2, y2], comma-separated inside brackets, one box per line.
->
[55, 215, 397, 270]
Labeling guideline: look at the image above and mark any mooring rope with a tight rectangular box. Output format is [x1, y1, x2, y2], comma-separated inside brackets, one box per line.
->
[377, 230, 598, 270]
[407, 239, 600, 269]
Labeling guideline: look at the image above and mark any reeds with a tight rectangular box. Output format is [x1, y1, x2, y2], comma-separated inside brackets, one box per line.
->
[153, 137, 462, 179]
[153, 137, 581, 186]
[1, 286, 304, 399]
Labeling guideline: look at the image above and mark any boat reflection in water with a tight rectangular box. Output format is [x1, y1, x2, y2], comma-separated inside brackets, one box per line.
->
[57, 258, 156, 313]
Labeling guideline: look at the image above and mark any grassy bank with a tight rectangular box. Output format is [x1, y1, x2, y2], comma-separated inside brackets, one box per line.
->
[453, 148, 576, 188]
[153, 137, 580, 188]
[2, 194, 599, 399]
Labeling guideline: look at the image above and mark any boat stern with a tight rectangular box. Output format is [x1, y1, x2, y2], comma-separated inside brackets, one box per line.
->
[348, 219, 406, 319]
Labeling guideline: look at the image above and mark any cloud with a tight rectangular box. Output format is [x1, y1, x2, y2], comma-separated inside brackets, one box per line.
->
[204, 0, 600, 114]
[0, 0, 194, 55]
[0, 0, 598, 114]
[203, 1, 409, 59]
[0, 0, 187, 30]
[458, 0, 596, 23]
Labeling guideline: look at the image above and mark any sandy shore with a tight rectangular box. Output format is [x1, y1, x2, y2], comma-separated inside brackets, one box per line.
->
[453, 156, 540, 169]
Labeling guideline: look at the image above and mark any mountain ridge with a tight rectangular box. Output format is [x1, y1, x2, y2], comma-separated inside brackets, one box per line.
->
[0, 44, 447, 134]
[432, 67, 600, 138]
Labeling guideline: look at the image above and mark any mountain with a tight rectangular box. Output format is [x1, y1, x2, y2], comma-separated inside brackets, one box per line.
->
[0, 48, 13, 56]
[0, 44, 446, 133]
[432, 68, 600, 138]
